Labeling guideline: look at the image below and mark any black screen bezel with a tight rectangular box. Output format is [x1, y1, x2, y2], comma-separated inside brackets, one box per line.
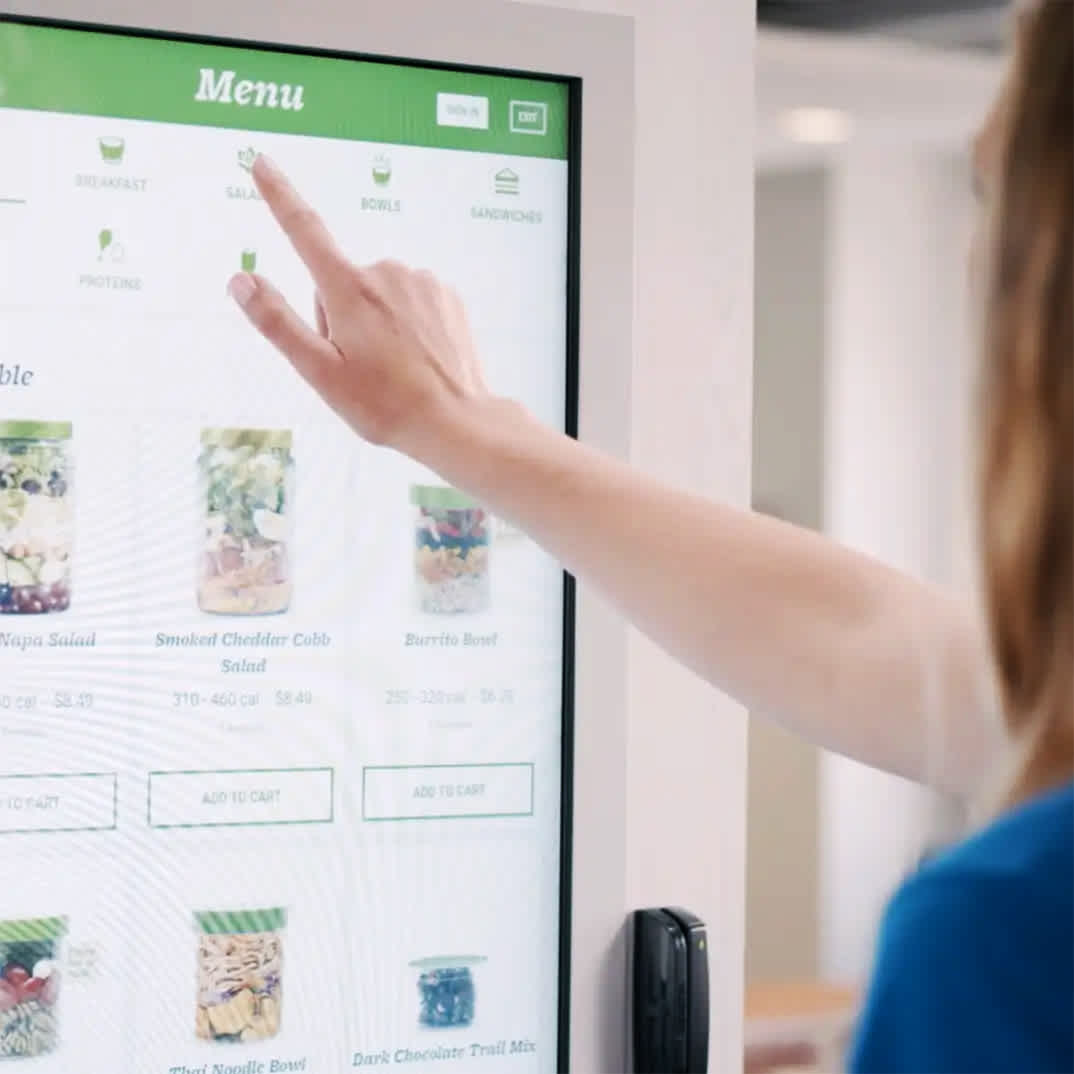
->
[0, 12, 582, 1071]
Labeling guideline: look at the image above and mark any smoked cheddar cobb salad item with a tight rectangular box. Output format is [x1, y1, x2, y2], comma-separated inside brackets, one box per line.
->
[411, 486, 490, 615]
[195, 908, 284, 1044]
[0, 422, 73, 616]
[0, 917, 65, 1059]
[198, 428, 294, 616]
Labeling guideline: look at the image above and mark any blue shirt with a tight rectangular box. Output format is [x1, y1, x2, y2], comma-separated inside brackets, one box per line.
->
[849, 779, 1074, 1074]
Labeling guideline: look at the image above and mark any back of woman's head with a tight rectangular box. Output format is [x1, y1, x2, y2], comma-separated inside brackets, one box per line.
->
[980, 0, 1073, 803]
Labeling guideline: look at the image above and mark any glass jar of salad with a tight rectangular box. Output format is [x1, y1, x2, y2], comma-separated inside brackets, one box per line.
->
[198, 428, 293, 616]
[410, 955, 485, 1029]
[411, 486, 491, 614]
[0, 916, 65, 1059]
[0, 421, 73, 616]
[195, 908, 284, 1044]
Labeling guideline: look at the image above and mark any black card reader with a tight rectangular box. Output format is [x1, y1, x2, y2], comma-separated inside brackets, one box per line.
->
[631, 907, 709, 1073]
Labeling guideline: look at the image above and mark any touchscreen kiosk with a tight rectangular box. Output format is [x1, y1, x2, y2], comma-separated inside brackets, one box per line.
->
[0, 15, 577, 1072]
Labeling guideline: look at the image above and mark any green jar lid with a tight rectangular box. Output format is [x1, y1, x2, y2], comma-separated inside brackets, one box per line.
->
[410, 485, 480, 510]
[195, 908, 286, 935]
[0, 917, 68, 943]
[201, 428, 292, 452]
[0, 421, 73, 441]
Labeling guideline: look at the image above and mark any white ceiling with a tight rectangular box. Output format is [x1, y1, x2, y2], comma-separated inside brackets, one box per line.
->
[756, 27, 1007, 171]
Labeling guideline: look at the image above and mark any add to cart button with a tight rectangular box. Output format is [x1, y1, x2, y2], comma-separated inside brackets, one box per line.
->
[148, 767, 333, 829]
[436, 92, 489, 130]
[363, 763, 534, 821]
[0, 773, 117, 834]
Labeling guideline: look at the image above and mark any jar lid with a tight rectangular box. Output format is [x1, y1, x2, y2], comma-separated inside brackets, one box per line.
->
[0, 917, 68, 943]
[410, 485, 480, 510]
[195, 908, 286, 934]
[0, 420, 73, 441]
[201, 428, 292, 452]
[409, 955, 487, 970]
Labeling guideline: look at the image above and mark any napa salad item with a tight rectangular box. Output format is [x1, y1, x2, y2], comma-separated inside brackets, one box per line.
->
[0, 421, 74, 616]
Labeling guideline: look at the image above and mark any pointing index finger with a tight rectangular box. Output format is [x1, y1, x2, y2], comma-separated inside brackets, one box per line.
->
[251, 154, 352, 301]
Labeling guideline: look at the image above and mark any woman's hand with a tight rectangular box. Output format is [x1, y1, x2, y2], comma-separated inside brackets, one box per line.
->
[227, 153, 489, 465]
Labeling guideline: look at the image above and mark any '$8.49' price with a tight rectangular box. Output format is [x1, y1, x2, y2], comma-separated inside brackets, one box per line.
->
[54, 691, 93, 710]
[275, 690, 313, 707]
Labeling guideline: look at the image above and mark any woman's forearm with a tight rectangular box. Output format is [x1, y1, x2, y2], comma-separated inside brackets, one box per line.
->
[423, 394, 1003, 797]
[226, 156, 1001, 795]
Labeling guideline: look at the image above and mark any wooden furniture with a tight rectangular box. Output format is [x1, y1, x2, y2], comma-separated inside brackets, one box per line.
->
[744, 981, 860, 1073]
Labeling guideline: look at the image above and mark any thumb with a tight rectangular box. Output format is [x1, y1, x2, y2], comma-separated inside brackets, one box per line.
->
[228, 272, 341, 395]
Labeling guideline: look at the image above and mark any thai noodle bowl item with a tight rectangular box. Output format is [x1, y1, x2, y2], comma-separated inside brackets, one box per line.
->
[198, 429, 293, 616]
[0, 916, 65, 1059]
[0, 421, 73, 615]
[411, 486, 490, 614]
[410, 955, 486, 1029]
[195, 908, 284, 1044]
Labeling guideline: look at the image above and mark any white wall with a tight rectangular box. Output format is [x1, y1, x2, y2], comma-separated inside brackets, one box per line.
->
[750, 150, 979, 987]
[525, 1, 756, 1068]
[820, 146, 978, 983]
[748, 168, 827, 984]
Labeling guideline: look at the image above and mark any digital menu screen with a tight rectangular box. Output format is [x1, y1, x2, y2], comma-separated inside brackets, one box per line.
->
[0, 16, 577, 1072]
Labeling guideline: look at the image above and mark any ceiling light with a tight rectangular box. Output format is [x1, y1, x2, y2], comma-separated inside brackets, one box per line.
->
[780, 107, 854, 145]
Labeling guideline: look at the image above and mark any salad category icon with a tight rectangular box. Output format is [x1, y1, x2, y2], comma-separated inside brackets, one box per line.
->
[96, 229, 125, 263]
[98, 136, 125, 164]
[241, 249, 257, 272]
[237, 147, 258, 174]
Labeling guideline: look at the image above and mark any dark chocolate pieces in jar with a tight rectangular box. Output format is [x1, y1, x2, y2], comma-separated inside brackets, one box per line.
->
[410, 955, 486, 1029]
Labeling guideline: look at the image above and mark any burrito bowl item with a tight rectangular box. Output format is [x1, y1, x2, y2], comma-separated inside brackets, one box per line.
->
[411, 486, 490, 614]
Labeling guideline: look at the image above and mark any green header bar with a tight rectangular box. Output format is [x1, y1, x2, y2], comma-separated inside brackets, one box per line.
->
[0, 21, 569, 160]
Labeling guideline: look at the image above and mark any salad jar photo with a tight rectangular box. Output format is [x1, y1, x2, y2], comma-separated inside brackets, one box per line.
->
[411, 486, 491, 614]
[0, 421, 73, 616]
[195, 908, 284, 1044]
[0, 916, 65, 1059]
[198, 428, 294, 616]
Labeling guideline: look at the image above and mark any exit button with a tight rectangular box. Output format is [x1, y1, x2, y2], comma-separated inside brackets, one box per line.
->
[509, 100, 548, 136]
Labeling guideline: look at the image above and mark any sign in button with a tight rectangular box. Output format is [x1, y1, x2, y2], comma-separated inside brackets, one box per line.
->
[436, 93, 489, 130]
[148, 767, 334, 828]
[363, 763, 534, 821]
[0, 773, 117, 834]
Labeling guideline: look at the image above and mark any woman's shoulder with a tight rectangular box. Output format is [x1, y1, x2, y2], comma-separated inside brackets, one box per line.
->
[888, 778, 1073, 960]
[921, 777, 1074, 889]
[848, 781, 1073, 1073]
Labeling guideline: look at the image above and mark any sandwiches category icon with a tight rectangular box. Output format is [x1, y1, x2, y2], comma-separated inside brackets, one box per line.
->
[494, 168, 519, 196]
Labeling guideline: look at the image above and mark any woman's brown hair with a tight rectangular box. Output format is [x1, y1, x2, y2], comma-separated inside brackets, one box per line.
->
[979, 0, 1073, 804]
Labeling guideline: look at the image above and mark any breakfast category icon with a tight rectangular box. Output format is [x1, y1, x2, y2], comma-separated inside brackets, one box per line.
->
[97, 135, 125, 165]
